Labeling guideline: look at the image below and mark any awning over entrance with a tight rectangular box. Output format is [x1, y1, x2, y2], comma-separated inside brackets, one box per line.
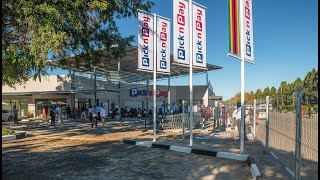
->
[49, 46, 222, 86]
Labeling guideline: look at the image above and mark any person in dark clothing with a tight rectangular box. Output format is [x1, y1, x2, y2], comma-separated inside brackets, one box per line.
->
[44, 106, 49, 120]
[66, 105, 71, 119]
[50, 108, 56, 126]
[89, 106, 93, 123]
[213, 103, 221, 130]
[13, 105, 18, 124]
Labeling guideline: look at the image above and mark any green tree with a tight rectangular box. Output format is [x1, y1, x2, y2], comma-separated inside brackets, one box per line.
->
[263, 87, 270, 97]
[293, 77, 303, 90]
[303, 68, 318, 105]
[2, 0, 154, 87]
[277, 81, 288, 106]
[270, 86, 277, 107]
[255, 89, 263, 100]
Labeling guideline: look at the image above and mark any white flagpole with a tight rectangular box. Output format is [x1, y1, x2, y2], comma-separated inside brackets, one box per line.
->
[240, 0, 245, 153]
[153, 13, 157, 142]
[189, 0, 193, 146]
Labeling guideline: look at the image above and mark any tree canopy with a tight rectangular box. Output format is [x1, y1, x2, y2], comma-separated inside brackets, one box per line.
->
[224, 68, 318, 108]
[2, 0, 154, 87]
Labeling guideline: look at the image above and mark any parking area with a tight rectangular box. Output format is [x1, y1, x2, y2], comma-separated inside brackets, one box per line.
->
[2, 119, 290, 179]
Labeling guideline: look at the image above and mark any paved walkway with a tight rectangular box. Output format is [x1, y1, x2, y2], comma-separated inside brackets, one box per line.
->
[2, 119, 291, 179]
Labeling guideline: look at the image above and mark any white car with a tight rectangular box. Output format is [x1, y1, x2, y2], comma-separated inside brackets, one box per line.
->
[2, 110, 14, 121]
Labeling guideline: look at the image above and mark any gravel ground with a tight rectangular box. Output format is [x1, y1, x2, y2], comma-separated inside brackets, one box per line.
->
[2, 118, 291, 179]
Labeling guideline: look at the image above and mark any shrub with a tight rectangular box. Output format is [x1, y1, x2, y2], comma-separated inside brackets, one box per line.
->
[2, 126, 15, 136]
[286, 105, 296, 112]
[312, 105, 318, 112]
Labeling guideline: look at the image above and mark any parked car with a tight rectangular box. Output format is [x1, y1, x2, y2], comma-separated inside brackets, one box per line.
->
[2, 109, 14, 121]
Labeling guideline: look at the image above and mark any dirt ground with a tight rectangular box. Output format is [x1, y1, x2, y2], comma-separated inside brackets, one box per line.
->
[2, 119, 290, 179]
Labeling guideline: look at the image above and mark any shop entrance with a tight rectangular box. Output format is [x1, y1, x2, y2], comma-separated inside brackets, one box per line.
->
[35, 99, 67, 118]
[75, 98, 91, 118]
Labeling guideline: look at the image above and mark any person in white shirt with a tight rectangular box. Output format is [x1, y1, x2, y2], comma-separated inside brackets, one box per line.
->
[100, 106, 106, 127]
[55, 106, 62, 124]
[235, 103, 248, 138]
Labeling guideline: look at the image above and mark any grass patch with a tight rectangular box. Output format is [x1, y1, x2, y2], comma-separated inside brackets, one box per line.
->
[2, 126, 15, 136]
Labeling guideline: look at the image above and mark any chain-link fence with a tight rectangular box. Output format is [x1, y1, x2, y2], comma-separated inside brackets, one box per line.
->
[300, 97, 318, 179]
[160, 113, 204, 130]
[254, 89, 318, 180]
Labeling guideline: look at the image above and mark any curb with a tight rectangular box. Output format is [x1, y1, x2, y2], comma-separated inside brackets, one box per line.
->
[2, 131, 27, 142]
[122, 139, 262, 179]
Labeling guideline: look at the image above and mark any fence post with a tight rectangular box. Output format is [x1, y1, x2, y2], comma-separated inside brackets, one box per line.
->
[254, 99, 256, 139]
[295, 87, 302, 180]
[182, 100, 185, 140]
[266, 96, 269, 153]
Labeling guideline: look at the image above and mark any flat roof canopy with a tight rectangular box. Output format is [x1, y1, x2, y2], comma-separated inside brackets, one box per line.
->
[49, 46, 222, 85]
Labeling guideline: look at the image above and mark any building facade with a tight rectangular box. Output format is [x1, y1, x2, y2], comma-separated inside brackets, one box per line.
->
[2, 75, 215, 118]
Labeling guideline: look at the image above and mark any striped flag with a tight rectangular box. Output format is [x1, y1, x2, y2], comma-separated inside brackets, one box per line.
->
[228, 0, 241, 57]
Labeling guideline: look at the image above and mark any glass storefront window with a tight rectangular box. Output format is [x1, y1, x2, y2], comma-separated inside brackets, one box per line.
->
[35, 99, 67, 117]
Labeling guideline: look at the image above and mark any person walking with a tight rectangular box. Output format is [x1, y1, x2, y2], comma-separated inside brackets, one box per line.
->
[56, 106, 62, 124]
[13, 105, 18, 124]
[50, 107, 56, 126]
[96, 104, 101, 121]
[100, 106, 106, 127]
[44, 106, 49, 120]
[88, 106, 93, 123]
[66, 105, 71, 119]
[81, 107, 86, 124]
[213, 102, 221, 131]
[91, 105, 97, 128]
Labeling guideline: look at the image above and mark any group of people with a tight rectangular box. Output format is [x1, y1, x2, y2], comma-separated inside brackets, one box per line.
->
[81, 105, 108, 128]
[231, 102, 253, 138]
[211, 102, 253, 140]
[46, 105, 68, 126]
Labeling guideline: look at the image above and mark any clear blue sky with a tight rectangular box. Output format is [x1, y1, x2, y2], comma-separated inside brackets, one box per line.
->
[52, 0, 318, 100]
[116, 0, 318, 100]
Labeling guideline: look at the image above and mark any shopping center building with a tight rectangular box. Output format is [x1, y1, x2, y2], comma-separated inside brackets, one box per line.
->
[2, 47, 223, 118]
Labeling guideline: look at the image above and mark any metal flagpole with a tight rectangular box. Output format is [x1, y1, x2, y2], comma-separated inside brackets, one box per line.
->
[153, 13, 157, 142]
[168, 76, 171, 112]
[253, 99, 256, 139]
[189, 0, 193, 146]
[239, 0, 245, 153]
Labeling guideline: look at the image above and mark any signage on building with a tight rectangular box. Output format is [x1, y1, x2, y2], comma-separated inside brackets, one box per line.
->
[193, 4, 206, 68]
[130, 89, 168, 97]
[138, 11, 154, 71]
[173, 0, 190, 65]
[157, 17, 171, 73]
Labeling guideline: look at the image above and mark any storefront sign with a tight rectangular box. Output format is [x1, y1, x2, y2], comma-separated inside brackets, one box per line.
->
[173, 0, 190, 65]
[193, 4, 206, 67]
[157, 17, 171, 73]
[130, 89, 168, 97]
[138, 11, 154, 71]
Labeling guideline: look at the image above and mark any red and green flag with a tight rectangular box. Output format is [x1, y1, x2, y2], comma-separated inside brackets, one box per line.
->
[228, 0, 241, 57]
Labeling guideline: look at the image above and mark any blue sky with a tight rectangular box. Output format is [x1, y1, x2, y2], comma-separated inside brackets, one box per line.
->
[52, 0, 318, 100]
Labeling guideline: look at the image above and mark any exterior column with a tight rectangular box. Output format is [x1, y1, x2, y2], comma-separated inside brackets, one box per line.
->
[71, 71, 75, 118]
[168, 76, 170, 112]
[146, 79, 149, 110]
[94, 67, 97, 105]
[71, 93, 75, 118]
[118, 56, 121, 108]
